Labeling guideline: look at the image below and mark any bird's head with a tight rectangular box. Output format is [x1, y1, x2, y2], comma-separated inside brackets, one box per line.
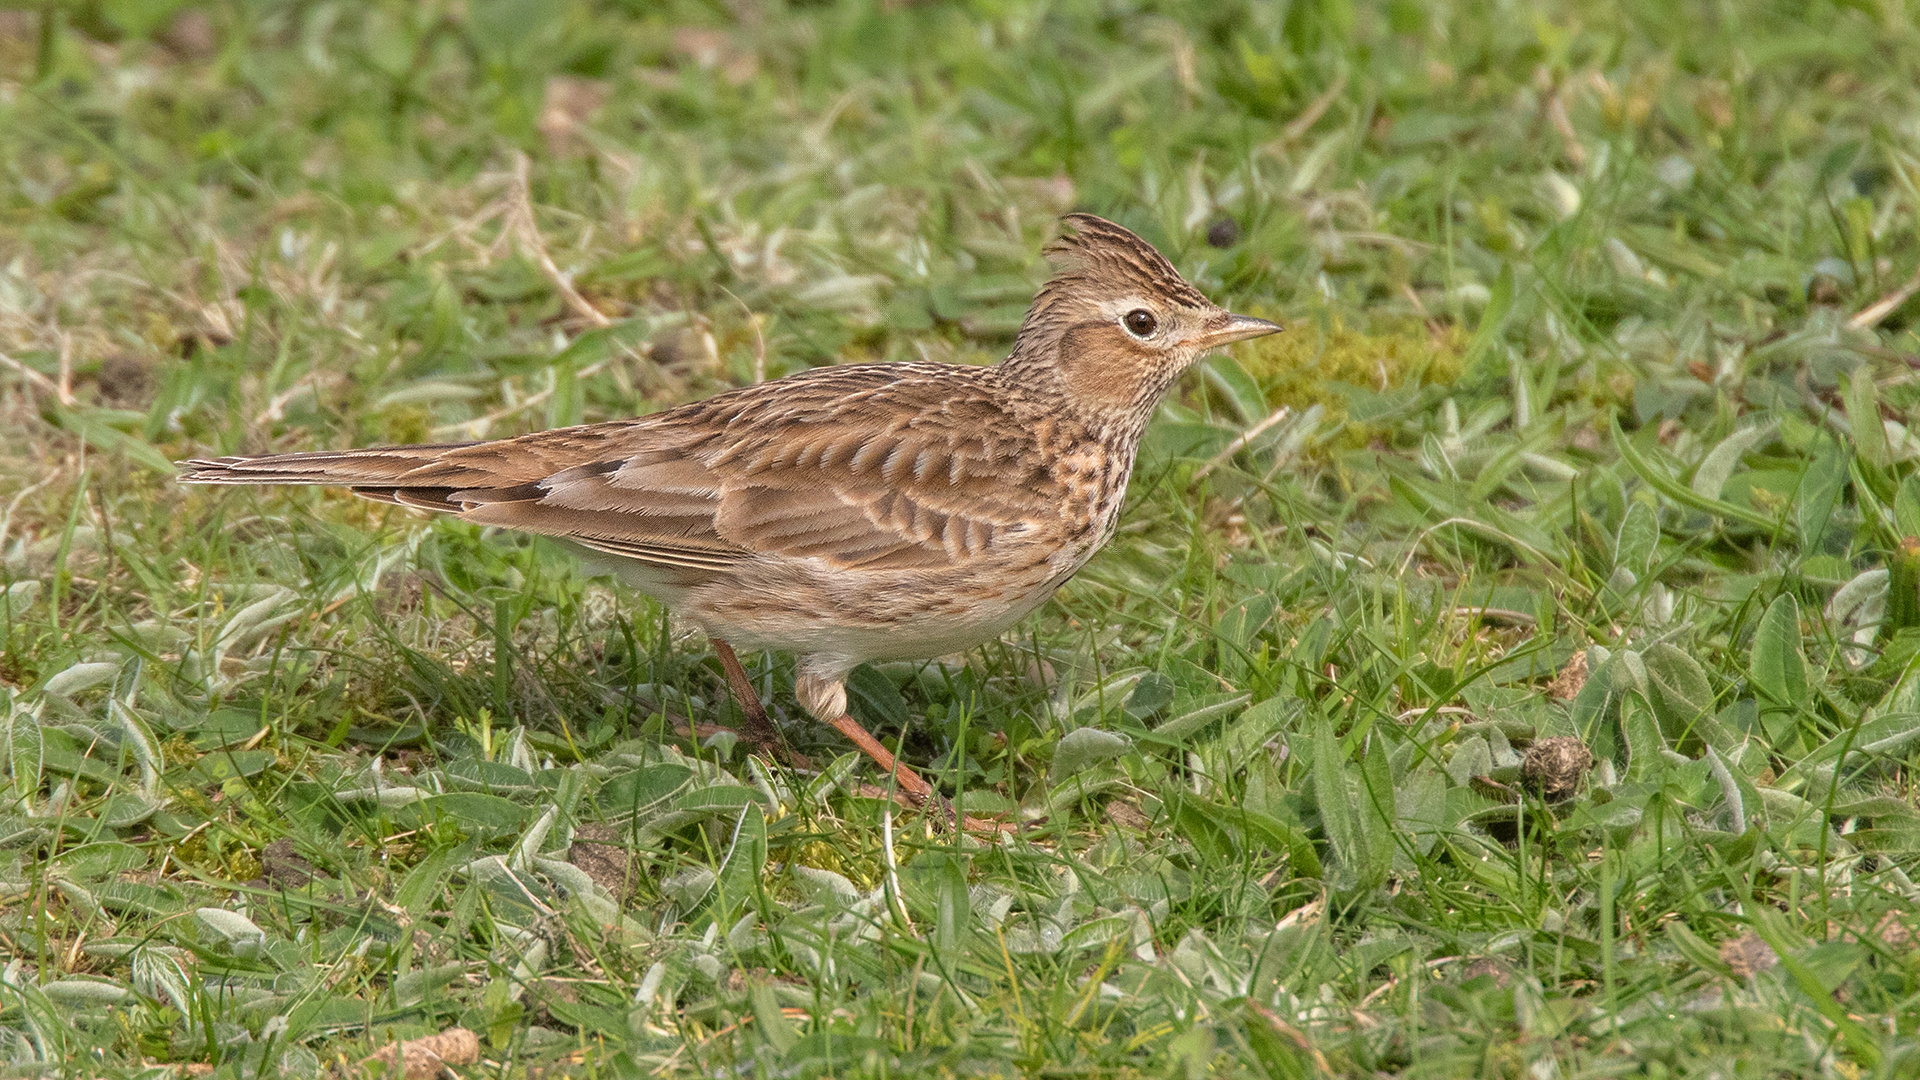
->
[1005, 213, 1281, 428]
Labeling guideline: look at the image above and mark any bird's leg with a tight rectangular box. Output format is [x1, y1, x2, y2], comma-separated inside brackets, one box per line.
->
[797, 670, 1012, 832]
[710, 638, 800, 764]
[823, 712, 966, 828]
[821, 712, 935, 799]
[825, 714, 1026, 833]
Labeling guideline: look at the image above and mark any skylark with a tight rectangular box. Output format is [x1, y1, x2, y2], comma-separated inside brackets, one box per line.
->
[178, 213, 1280, 809]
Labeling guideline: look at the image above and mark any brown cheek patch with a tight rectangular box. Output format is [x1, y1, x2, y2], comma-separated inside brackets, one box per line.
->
[1057, 324, 1163, 411]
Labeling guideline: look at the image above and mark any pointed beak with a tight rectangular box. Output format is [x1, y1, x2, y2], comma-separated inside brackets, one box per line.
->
[1196, 313, 1283, 350]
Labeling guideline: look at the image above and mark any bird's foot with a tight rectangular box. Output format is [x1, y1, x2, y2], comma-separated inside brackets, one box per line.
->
[824, 714, 1012, 833]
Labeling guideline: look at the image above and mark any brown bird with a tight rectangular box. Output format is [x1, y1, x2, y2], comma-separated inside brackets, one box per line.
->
[177, 214, 1279, 810]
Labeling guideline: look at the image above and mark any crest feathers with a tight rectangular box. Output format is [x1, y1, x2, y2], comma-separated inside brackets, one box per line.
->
[1040, 213, 1208, 307]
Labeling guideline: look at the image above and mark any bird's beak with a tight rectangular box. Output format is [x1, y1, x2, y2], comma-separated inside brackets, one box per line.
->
[1196, 313, 1283, 350]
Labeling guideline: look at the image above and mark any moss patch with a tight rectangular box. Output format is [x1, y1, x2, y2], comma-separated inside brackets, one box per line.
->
[1242, 315, 1468, 416]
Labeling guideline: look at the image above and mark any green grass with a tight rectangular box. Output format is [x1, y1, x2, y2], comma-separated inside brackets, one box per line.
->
[6, 0, 1920, 1076]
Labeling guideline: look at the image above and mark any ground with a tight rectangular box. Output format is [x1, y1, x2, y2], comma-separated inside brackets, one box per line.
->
[4, 1, 1920, 1077]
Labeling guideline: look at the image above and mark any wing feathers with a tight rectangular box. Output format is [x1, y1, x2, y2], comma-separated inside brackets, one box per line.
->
[176, 363, 1072, 581]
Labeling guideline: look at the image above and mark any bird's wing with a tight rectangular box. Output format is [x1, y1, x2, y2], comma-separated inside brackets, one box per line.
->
[443, 365, 1068, 574]
[180, 366, 1073, 575]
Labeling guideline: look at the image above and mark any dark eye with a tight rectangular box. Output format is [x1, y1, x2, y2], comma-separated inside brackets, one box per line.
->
[1123, 309, 1158, 337]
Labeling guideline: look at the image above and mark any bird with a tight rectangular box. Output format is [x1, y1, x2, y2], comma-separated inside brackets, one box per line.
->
[176, 213, 1280, 815]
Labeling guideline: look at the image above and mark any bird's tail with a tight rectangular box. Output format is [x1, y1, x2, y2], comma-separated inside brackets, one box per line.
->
[176, 444, 486, 511]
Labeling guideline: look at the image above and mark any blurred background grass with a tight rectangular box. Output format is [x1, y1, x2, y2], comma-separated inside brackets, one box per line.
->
[7, 1, 1920, 1077]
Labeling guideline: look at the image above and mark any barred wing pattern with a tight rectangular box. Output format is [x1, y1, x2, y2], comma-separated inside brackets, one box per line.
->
[178, 364, 1071, 580]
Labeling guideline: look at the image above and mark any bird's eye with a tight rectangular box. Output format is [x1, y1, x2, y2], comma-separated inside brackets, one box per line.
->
[1123, 309, 1158, 337]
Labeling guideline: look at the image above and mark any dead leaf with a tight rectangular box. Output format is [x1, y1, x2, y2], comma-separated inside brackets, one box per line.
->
[357, 1027, 479, 1079]
[1547, 649, 1588, 700]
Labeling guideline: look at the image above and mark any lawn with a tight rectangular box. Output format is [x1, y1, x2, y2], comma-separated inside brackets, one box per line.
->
[4, 0, 1920, 1076]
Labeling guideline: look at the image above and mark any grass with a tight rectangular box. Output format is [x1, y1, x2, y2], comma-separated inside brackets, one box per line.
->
[5, 0, 1920, 1075]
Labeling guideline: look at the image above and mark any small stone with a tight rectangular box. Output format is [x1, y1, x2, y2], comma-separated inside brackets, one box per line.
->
[1879, 911, 1915, 950]
[1460, 957, 1511, 987]
[1521, 736, 1592, 802]
[570, 823, 637, 901]
[1719, 931, 1777, 979]
[1808, 272, 1846, 307]
[260, 837, 316, 889]
[1106, 801, 1151, 831]
[94, 353, 155, 407]
[649, 325, 718, 376]
[1857, 910, 1916, 951]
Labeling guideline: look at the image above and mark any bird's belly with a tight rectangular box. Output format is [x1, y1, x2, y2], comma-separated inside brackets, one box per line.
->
[683, 552, 1071, 666]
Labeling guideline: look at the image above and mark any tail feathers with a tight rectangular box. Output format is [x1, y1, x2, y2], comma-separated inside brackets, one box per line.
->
[176, 444, 478, 484]
[177, 444, 491, 512]
[348, 487, 471, 512]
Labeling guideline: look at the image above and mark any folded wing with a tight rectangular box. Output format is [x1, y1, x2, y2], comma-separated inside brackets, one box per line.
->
[179, 364, 1064, 579]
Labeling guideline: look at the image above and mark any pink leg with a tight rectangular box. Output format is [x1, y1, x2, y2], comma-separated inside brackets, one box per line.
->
[710, 638, 807, 767]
